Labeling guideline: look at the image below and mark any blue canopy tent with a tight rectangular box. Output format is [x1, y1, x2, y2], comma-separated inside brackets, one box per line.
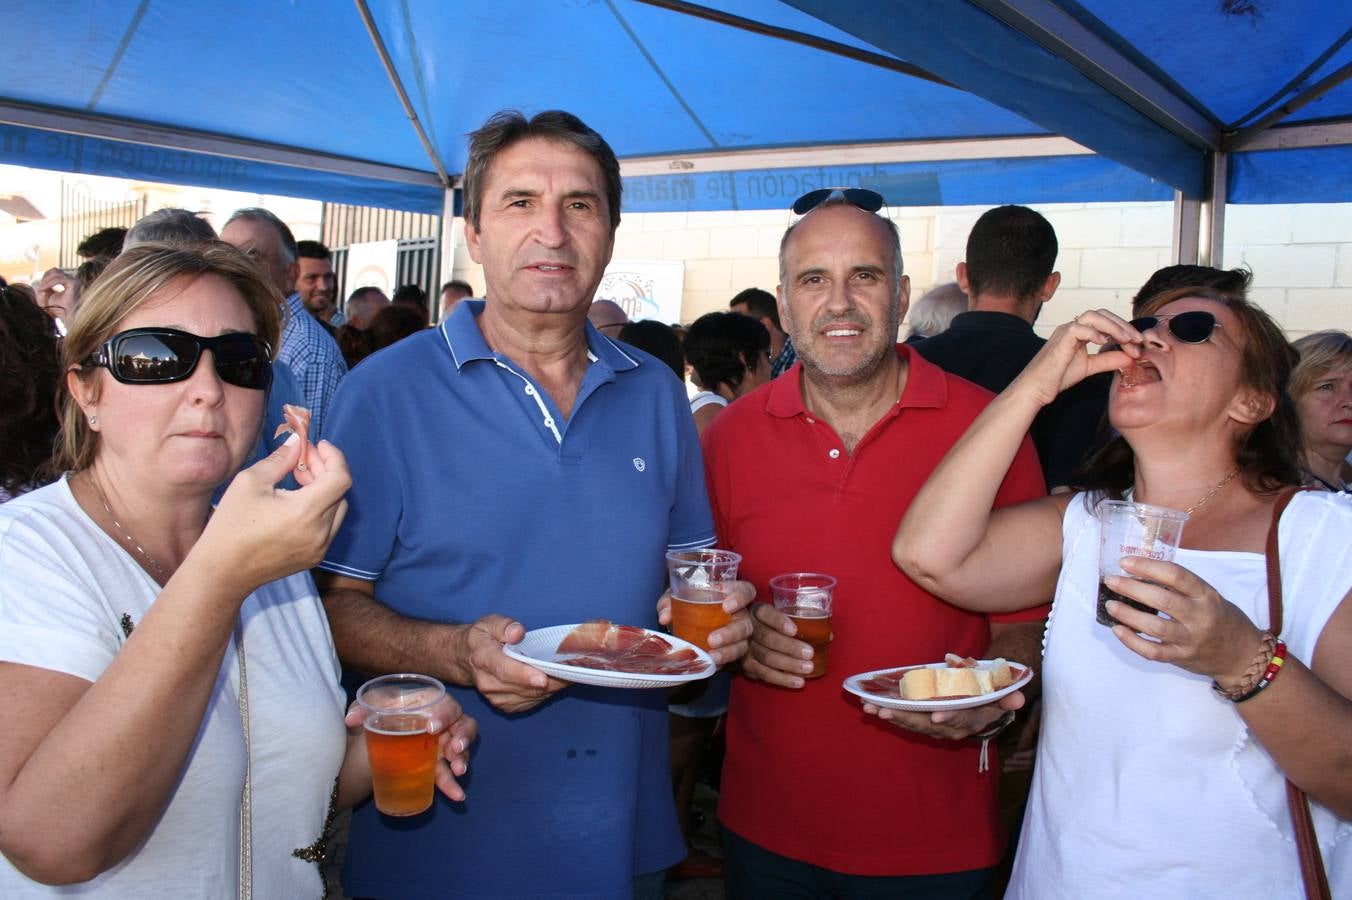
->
[3, 0, 1350, 265]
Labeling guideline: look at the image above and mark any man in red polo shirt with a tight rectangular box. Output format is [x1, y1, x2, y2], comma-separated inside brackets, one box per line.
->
[702, 190, 1048, 898]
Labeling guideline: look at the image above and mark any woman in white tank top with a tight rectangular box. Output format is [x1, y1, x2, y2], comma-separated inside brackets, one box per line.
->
[892, 286, 1352, 898]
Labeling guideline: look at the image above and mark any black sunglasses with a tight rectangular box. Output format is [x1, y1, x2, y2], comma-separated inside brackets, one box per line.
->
[791, 187, 885, 216]
[1130, 310, 1221, 344]
[82, 327, 273, 390]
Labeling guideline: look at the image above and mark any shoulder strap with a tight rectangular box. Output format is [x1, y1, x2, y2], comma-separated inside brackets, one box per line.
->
[1264, 487, 1302, 634]
[1266, 486, 1332, 900]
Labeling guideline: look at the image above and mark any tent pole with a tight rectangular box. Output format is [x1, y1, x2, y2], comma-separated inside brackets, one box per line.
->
[1198, 150, 1228, 268]
[630, 0, 954, 88]
[1227, 60, 1352, 151]
[1179, 150, 1227, 268]
[436, 186, 462, 323]
[1172, 189, 1201, 265]
[353, 0, 451, 188]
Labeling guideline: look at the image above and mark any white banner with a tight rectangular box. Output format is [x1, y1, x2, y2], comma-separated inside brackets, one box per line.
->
[596, 259, 684, 324]
[344, 239, 399, 294]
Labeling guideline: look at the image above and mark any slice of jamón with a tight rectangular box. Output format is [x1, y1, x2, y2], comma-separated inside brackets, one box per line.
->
[554, 621, 709, 676]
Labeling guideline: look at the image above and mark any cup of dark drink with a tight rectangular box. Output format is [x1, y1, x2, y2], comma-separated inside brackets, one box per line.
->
[1096, 501, 1188, 627]
[769, 572, 836, 678]
[666, 548, 742, 651]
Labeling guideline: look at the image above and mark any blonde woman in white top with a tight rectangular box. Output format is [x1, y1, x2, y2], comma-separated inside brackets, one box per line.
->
[0, 244, 476, 898]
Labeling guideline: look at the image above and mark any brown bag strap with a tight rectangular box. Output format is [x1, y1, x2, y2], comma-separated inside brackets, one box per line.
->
[1264, 486, 1331, 900]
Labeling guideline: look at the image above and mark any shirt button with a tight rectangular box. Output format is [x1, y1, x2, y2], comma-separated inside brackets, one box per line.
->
[544, 418, 555, 428]
[828, 448, 841, 459]
[524, 385, 535, 396]
[806, 417, 815, 424]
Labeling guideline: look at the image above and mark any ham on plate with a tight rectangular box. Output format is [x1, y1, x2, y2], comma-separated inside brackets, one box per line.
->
[554, 620, 711, 676]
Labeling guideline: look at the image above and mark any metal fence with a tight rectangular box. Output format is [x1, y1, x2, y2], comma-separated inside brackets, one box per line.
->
[320, 203, 442, 310]
[59, 180, 144, 267]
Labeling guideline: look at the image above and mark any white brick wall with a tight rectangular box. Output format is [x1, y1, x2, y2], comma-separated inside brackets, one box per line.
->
[1231, 244, 1336, 289]
[1336, 246, 1352, 288]
[449, 200, 1352, 340]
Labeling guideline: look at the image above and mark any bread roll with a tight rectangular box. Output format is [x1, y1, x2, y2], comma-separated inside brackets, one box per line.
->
[934, 666, 981, 697]
[900, 667, 937, 700]
[892, 657, 1024, 701]
[987, 658, 1014, 690]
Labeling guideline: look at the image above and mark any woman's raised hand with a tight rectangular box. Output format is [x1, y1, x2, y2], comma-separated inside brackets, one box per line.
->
[197, 432, 351, 593]
[1009, 309, 1143, 408]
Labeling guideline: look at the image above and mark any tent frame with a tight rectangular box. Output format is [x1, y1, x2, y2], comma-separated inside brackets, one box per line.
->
[7, 2, 1352, 274]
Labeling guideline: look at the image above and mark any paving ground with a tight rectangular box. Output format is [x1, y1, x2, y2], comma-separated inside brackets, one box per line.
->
[665, 780, 725, 900]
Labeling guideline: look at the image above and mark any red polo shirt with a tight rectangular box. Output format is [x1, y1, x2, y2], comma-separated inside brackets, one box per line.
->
[704, 345, 1048, 876]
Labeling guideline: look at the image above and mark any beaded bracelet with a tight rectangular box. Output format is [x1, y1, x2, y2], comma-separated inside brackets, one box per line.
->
[1212, 631, 1279, 701]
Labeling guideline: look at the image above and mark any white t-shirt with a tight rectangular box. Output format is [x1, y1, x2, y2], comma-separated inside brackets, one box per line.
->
[1009, 490, 1352, 899]
[0, 478, 347, 898]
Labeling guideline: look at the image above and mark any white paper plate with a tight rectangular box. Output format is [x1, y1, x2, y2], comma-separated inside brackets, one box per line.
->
[843, 660, 1034, 711]
[503, 624, 716, 689]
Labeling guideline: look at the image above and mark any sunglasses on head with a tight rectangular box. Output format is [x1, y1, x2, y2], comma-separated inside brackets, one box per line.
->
[790, 187, 885, 216]
[1130, 310, 1222, 344]
[82, 327, 273, 390]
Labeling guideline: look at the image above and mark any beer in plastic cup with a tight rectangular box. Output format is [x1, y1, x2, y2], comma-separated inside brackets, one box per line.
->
[1096, 501, 1188, 627]
[769, 572, 836, 679]
[666, 548, 741, 651]
[357, 673, 445, 816]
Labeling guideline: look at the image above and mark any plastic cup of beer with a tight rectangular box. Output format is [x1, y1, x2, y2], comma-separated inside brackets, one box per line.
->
[769, 573, 836, 679]
[666, 548, 742, 651]
[356, 673, 445, 817]
[1096, 501, 1188, 627]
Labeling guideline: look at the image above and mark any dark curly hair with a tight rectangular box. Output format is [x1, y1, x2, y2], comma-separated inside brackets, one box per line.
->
[684, 312, 770, 395]
[1075, 286, 1302, 501]
[0, 286, 62, 495]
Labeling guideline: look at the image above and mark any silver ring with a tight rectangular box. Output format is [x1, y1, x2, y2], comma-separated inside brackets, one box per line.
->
[297, 462, 308, 472]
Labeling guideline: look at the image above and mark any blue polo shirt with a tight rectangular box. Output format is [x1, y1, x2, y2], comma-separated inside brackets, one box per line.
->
[319, 300, 715, 899]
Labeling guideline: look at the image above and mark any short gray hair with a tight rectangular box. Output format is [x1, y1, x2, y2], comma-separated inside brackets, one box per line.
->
[907, 281, 968, 339]
[224, 207, 298, 262]
[124, 208, 217, 250]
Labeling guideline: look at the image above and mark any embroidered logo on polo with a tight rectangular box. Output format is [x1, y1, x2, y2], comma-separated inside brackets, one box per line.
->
[633, 458, 646, 472]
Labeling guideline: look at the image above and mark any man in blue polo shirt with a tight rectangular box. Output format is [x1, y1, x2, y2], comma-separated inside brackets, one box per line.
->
[315, 109, 752, 900]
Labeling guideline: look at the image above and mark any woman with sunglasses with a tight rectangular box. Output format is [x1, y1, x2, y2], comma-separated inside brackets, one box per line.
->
[891, 286, 1352, 897]
[1290, 330, 1352, 493]
[0, 243, 475, 897]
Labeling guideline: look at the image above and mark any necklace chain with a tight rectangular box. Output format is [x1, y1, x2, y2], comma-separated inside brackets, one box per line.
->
[88, 470, 167, 577]
[1185, 467, 1239, 516]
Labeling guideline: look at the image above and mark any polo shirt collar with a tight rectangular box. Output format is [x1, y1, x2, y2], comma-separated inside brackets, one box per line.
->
[439, 298, 642, 375]
[765, 343, 948, 419]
